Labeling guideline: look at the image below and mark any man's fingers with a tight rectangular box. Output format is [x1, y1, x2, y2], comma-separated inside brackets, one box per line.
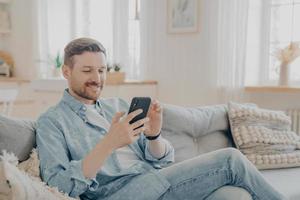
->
[112, 112, 125, 124]
[156, 104, 162, 112]
[151, 99, 162, 111]
[132, 126, 145, 136]
[126, 109, 143, 123]
[131, 117, 149, 130]
[131, 134, 140, 142]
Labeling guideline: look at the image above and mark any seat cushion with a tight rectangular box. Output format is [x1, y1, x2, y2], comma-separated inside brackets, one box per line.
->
[261, 167, 300, 200]
[206, 186, 252, 200]
[0, 115, 36, 161]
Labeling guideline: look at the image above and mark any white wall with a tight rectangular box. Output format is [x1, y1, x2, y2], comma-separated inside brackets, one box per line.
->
[4, 0, 39, 79]
[139, 0, 300, 110]
[4, 0, 300, 110]
[140, 0, 220, 106]
[4, 0, 221, 106]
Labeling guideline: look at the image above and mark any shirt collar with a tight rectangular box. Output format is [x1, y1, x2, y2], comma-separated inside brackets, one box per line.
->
[61, 88, 102, 114]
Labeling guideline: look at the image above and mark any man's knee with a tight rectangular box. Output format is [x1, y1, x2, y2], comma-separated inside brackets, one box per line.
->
[221, 148, 248, 166]
[221, 147, 253, 175]
[222, 147, 243, 158]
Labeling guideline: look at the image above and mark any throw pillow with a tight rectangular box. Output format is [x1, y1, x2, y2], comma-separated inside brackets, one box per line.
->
[18, 148, 40, 180]
[0, 150, 76, 200]
[228, 102, 300, 169]
[0, 115, 36, 161]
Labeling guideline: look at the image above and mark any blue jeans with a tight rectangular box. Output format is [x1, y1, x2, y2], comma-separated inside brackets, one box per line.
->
[158, 148, 287, 200]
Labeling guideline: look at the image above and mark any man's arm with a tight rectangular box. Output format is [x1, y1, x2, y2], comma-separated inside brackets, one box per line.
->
[82, 110, 149, 178]
[82, 135, 114, 178]
[37, 109, 148, 197]
[37, 115, 99, 197]
[143, 99, 174, 161]
[148, 135, 167, 159]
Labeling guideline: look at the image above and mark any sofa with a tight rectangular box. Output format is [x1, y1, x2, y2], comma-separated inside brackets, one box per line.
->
[1, 103, 300, 199]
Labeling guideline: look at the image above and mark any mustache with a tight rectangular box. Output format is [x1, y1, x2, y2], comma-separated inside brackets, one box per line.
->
[85, 81, 102, 87]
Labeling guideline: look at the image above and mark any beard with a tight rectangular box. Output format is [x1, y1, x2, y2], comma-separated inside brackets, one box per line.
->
[71, 81, 103, 101]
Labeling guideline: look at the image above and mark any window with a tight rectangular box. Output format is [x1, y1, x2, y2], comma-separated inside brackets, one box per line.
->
[268, 0, 300, 82]
[37, 0, 141, 79]
[128, 0, 141, 79]
[246, 0, 300, 86]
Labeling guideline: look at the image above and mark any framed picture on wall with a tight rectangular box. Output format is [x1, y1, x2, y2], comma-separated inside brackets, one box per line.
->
[167, 0, 198, 33]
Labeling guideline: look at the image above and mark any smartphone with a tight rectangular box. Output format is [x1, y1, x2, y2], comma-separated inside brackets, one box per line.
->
[128, 97, 151, 129]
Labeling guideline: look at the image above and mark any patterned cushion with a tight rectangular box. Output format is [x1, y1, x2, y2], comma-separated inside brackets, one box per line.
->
[0, 150, 76, 200]
[228, 102, 300, 169]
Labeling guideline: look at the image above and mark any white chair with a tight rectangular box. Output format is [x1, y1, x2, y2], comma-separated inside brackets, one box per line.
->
[0, 88, 18, 116]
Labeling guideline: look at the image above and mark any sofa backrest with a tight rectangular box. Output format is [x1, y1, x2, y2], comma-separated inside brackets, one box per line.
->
[0, 115, 36, 162]
[161, 104, 234, 163]
[0, 104, 234, 163]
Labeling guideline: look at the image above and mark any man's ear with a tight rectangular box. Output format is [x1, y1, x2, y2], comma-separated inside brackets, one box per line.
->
[62, 65, 71, 79]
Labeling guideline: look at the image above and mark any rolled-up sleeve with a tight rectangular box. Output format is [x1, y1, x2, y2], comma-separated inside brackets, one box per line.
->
[140, 134, 175, 168]
[36, 115, 98, 197]
[117, 98, 175, 168]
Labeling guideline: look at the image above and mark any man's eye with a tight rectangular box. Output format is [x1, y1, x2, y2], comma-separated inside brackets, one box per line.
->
[83, 70, 91, 73]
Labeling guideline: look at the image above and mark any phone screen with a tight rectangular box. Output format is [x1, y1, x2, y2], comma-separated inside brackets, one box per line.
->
[128, 97, 151, 128]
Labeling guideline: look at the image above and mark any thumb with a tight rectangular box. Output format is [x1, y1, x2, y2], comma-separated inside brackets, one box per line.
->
[111, 112, 125, 124]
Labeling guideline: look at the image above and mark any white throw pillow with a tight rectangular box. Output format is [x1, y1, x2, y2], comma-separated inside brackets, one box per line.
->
[0, 150, 76, 200]
[228, 102, 300, 170]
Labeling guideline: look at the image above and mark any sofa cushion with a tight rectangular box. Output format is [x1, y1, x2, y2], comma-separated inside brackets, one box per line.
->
[0, 151, 76, 200]
[228, 102, 300, 169]
[162, 129, 198, 163]
[161, 104, 233, 162]
[161, 104, 229, 138]
[262, 168, 300, 200]
[196, 131, 233, 154]
[0, 115, 36, 161]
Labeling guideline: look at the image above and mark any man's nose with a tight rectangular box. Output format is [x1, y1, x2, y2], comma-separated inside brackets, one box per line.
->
[92, 71, 101, 82]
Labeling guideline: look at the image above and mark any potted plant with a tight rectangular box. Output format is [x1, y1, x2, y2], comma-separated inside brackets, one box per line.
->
[106, 63, 125, 84]
[274, 42, 300, 86]
[52, 52, 63, 78]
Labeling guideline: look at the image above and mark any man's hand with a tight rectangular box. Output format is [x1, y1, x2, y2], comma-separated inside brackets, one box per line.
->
[144, 99, 163, 137]
[106, 109, 149, 150]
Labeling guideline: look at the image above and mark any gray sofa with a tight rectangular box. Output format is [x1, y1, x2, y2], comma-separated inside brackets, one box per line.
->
[1, 104, 300, 199]
[161, 104, 300, 200]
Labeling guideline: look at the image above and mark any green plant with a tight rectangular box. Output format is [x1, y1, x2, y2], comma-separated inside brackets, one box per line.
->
[113, 63, 121, 72]
[53, 52, 63, 69]
[107, 62, 113, 72]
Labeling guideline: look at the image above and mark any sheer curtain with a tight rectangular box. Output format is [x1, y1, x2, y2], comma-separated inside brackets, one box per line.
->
[36, 0, 140, 79]
[216, 0, 249, 103]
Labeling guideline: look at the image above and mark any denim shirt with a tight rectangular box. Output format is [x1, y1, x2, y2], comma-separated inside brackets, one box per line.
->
[36, 89, 174, 200]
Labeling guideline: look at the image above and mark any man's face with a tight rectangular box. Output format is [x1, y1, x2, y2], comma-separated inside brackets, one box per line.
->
[63, 51, 107, 104]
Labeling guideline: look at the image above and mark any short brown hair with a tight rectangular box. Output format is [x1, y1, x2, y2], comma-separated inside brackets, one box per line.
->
[64, 37, 106, 67]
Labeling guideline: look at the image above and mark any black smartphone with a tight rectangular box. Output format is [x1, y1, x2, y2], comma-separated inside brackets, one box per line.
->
[128, 97, 151, 129]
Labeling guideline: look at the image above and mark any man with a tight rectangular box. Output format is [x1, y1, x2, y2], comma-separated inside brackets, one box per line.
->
[36, 38, 286, 200]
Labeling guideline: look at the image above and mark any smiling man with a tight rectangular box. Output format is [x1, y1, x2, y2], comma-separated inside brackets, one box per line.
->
[36, 38, 286, 200]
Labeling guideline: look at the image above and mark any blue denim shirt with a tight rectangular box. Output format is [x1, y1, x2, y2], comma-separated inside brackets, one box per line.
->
[36, 89, 174, 200]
